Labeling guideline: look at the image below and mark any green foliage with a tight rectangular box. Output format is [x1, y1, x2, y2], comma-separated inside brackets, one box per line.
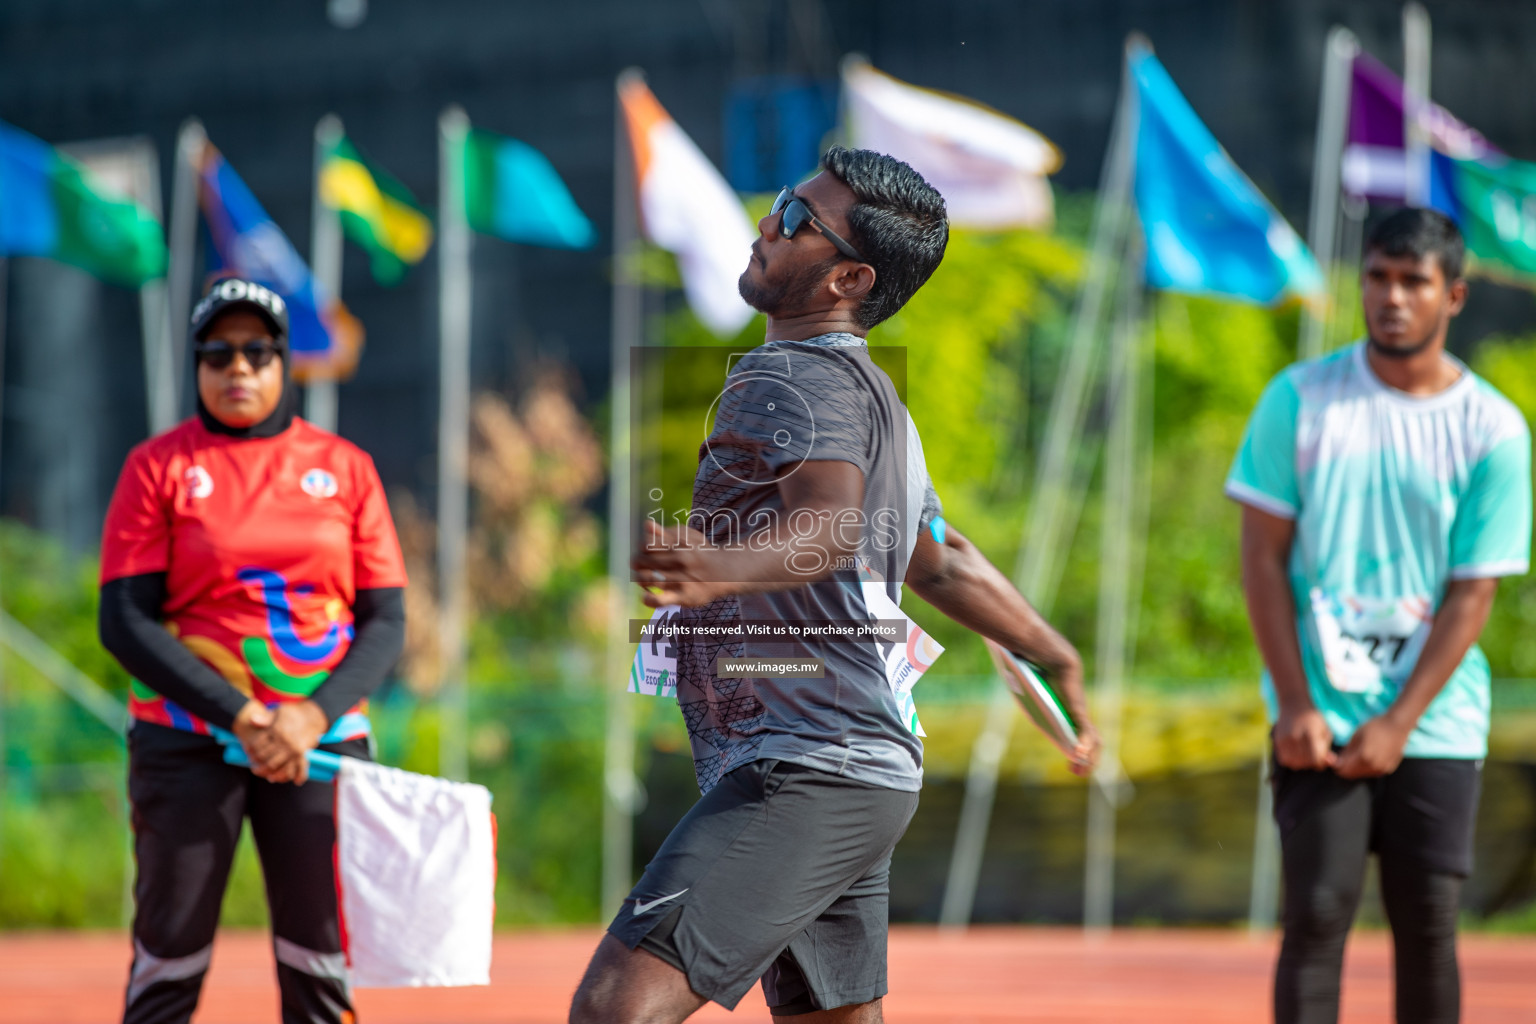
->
[1474, 333, 1536, 423]
[1474, 899, 1536, 933]
[0, 788, 129, 928]
[1130, 294, 1297, 680]
[0, 521, 131, 703]
[870, 228, 1084, 517]
[1469, 335, 1536, 678]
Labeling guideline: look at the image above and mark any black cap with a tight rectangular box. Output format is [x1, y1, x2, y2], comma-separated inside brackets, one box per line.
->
[190, 277, 290, 343]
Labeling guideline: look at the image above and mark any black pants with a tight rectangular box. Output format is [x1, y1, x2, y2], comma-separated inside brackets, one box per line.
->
[124, 722, 369, 1024]
[1271, 752, 1481, 1024]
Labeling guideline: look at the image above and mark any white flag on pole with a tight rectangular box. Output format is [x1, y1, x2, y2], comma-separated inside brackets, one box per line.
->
[842, 58, 1061, 230]
[619, 74, 756, 338]
[335, 759, 496, 988]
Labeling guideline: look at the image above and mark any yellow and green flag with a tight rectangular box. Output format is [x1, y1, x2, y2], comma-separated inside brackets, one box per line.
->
[319, 136, 433, 285]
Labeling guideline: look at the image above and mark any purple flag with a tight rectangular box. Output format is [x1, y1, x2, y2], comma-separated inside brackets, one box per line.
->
[1342, 52, 1492, 208]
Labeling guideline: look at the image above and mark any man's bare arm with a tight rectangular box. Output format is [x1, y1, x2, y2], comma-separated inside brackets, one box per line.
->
[905, 524, 1099, 775]
[1240, 504, 1336, 770]
[1335, 577, 1497, 779]
[633, 460, 864, 608]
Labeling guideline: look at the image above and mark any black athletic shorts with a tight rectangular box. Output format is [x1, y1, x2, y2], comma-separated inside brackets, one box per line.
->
[1271, 749, 1483, 877]
[608, 759, 919, 1014]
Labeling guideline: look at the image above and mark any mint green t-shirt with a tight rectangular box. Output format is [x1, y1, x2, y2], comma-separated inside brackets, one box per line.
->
[1226, 343, 1532, 758]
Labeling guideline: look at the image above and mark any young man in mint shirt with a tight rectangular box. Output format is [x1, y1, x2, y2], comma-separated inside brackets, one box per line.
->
[1228, 208, 1531, 1024]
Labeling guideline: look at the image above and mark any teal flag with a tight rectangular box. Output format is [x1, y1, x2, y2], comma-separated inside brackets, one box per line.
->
[459, 128, 595, 249]
[1131, 47, 1323, 306]
[1451, 155, 1536, 285]
[0, 120, 166, 286]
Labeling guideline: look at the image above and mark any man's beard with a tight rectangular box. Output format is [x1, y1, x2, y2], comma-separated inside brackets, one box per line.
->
[1367, 326, 1440, 360]
[738, 254, 841, 316]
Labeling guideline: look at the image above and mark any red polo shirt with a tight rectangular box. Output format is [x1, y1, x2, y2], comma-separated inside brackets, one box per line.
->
[101, 417, 407, 735]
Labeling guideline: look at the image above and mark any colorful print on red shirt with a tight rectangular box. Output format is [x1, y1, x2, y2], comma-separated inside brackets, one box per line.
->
[101, 418, 407, 736]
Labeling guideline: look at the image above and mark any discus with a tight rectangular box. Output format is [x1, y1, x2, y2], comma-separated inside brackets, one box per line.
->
[984, 638, 1083, 761]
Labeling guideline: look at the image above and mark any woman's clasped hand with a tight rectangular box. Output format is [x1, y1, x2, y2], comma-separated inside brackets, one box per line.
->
[230, 699, 331, 785]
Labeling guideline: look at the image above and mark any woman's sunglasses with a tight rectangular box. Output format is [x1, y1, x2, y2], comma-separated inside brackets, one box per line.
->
[195, 339, 284, 370]
[771, 188, 865, 263]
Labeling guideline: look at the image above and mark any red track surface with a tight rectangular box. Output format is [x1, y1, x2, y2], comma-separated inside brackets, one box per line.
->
[2, 927, 1532, 1023]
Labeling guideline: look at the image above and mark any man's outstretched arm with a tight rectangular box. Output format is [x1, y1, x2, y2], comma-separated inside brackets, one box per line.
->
[905, 523, 1099, 775]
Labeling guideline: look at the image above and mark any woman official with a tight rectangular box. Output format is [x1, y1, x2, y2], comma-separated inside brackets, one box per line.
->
[99, 277, 407, 1024]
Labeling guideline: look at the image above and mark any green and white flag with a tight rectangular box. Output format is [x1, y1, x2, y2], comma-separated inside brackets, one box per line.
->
[1453, 155, 1536, 285]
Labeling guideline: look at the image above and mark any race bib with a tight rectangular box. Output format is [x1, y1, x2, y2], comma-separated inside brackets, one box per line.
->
[860, 581, 944, 737]
[1309, 588, 1433, 694]
[629, 605, 680, 697]
[625, 590, 944, 739]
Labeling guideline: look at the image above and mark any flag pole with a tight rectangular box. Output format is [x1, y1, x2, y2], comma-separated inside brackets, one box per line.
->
[602, 67, 644, 918]
[1265, 24, 1365, 930]
[306, 114, 345, 433]
[1253, 14, 1359, 898]
[1330, 191, 1369, 353]
[1402, 2, 1432, 209]
[1299, 27, 1359, 362]
[128, 139, 177, 436]
[938, 34, 1141, 930]
[165, 119, 206, 424]
[437, 105, 473, 782]
[1083, 214, 1146, 936]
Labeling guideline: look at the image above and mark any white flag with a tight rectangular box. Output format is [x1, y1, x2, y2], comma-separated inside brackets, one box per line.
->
[335, 759, 496, 988]
[620, 74, 756, 337]
[842, 58, 1060, 230]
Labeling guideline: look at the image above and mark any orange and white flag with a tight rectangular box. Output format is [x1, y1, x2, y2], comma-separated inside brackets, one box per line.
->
[619, 73, 756, 337]
[842, 58, 1060, 230]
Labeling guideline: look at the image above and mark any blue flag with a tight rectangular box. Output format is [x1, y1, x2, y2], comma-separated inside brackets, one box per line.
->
[195, 138, 363, 380]
[1132, 47, 1324, 306]
[0, 124, 55, 254]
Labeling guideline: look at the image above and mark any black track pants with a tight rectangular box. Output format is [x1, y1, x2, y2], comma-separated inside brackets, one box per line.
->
[1271, 753, 1480, 1024]
[123, 721, 369, 1024]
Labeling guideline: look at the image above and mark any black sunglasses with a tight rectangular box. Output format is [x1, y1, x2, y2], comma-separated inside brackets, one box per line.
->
[771, 187, 865, 263]
[195, 338, 284, 370]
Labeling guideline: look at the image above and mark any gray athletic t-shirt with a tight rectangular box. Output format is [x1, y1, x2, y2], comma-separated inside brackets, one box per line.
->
[675, 333, 941, 794]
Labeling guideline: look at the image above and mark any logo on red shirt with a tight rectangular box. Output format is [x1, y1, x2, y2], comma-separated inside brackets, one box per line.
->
[185, 465, 214, 499]
[301, 469, 338, 498]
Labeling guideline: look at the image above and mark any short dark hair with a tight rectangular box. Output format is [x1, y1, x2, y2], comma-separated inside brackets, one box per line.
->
[819, 146, 948, 328]
[1365, 207, 1465, 283]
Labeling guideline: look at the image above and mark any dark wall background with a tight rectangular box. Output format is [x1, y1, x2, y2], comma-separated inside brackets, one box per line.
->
[4, 0, 1536, 547]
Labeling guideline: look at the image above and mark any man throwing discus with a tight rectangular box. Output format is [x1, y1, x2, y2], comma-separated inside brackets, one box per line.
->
[569, 147, 1098, 1023]
[1228, 208, 1531, 1024]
